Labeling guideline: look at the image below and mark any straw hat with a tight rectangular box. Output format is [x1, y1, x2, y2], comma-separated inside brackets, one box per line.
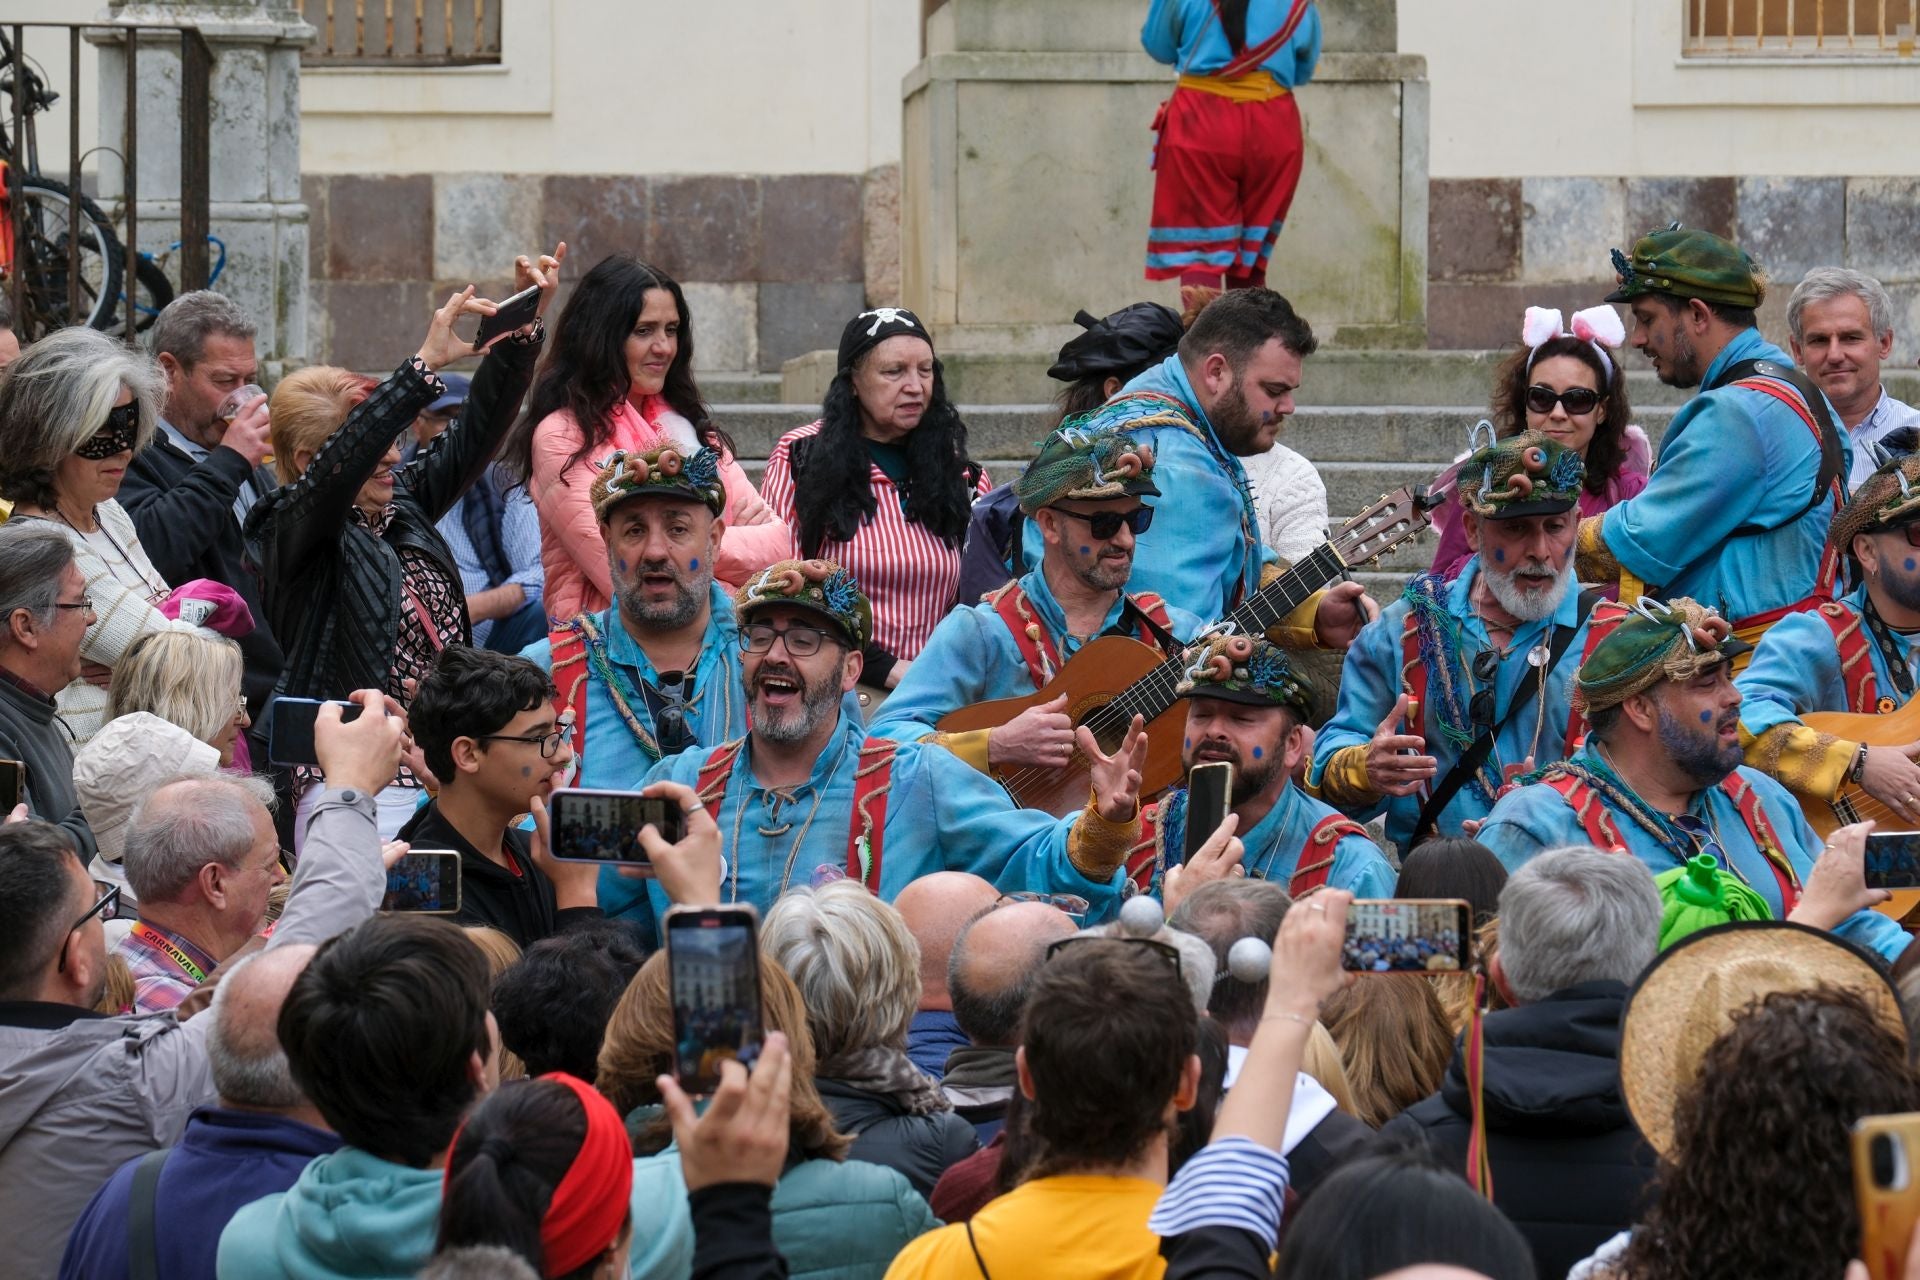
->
[1618, 921, 1905, 1158]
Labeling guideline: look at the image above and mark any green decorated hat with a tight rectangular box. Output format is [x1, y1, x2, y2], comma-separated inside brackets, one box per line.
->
[1831, 453, 1920, 557]
[1013, 423, 1160, 517]
[1654, 854, 1773, 951]
[1605, 225, 1767, 309]
[590, 445, 726, 521]
[1456, 427, 1586, 520]
[1174, 633, 1312, 718]
[1574, 596, 1751, 713]
[735, 558, 872, 649]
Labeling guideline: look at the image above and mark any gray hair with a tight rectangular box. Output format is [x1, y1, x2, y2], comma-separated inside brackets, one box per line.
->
[149, 289, 257, 368]
[417, 1247, 541, 1280]
[1498, 846, 1661, 1003]
[1079, 916, 1217, 1016]
[0, 327, 164, 508]
[1788, 267, 1894, 343]
[0, 523, 77, 633]
[122, 773, 276, 903]
[206, 951, 305, 1109]
[762, 880, 921, 1064]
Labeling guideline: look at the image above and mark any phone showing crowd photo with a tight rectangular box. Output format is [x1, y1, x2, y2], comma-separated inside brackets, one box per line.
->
[0, 758, 22, 811]
[1341, 898, 1472, 973]
[470, 283, 541, 349]
[666, 905, 764, 1095]
[1865, 832, 1920, 891]
[1854, 1112, 1920, 1280]
[267, 698, 364, 767]
[382, 850, 462, 914]
[546, 787, 685, 865]
[1183, 761, 1233, 861]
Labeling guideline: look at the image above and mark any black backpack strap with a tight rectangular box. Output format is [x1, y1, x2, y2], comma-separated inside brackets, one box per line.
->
[127, 1147, 173, 1280]
[965, 1219, 994, 1280]
[1709, 357, 1845, 532]
[1411, 589, 1600, 843]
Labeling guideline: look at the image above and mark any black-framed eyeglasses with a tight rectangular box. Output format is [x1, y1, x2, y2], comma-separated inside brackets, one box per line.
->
[650, 669, 695, 755]
[1046, 505, 1154, 540]
[476, 714, 574, 760]
[741, 621, 838, 657]
[1469, 648, 1501, 729]
[997, 890, 1091, 919]
[1045, 933, 1183, 979]
[1525, 384, 1601, 417]
[57, 884, 122, 973]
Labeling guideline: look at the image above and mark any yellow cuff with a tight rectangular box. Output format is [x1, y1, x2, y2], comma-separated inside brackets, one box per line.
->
[1069, 800, 1140, 880]
[1312, 744, 1379, 809]
[1575, 515, 1621, 585]
[926, 729, 993, 775]
[1265, 588, 1325, 650]
[1743, 722, 1855, 803]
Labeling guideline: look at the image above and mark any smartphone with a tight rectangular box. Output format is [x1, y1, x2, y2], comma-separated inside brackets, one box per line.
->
[471, 283, 541, 349]
[0, 759, 21, 811]
[381, 850, 462, 914]
[546, 787, 686, 864]
[1184, 761, 1234, 861]
[1865, 832, 1920, 890]
[666, 905, 764, 1094]
[267, 698, 365, 767]
[1341, 898, 1472, 973]
[1855, 1112, 1920, 1280]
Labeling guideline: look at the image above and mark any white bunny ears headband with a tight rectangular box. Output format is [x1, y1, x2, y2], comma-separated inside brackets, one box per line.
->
[1522, 305, 1628, 384]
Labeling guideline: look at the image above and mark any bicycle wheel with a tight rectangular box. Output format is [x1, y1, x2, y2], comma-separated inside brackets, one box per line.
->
[121, 255, 176, 335]
[5, 176, 123, 338]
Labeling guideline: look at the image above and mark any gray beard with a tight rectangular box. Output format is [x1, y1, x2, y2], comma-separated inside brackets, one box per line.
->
[617, 566, 708, 632]
[1482, 559, 1573, 621]
[754, 667, 844, 745]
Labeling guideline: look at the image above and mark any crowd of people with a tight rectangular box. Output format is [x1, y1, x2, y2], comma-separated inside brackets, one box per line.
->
[4, 12, 1920, 1272]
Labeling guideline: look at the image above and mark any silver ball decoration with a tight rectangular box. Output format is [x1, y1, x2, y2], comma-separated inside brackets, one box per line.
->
[1227, 936, 1273, 984]
[1117, 894, 1165, 938]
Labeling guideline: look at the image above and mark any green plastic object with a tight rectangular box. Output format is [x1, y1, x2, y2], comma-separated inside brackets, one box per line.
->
[1654, 853, 1773, 950]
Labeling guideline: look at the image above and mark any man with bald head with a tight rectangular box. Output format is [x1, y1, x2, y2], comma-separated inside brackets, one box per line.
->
[61, 946, 341, 1279]
[895, 871, 1001, 1079]
[944, 900, 1078, 1138]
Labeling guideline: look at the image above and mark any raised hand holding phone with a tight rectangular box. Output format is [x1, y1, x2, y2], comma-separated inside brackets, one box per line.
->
[632, 780, 724, 905]
[1790, 820, 1890, 930]
[658, 1031, 793, 1191]
[1163, 812, 1243, 917]
[313, 690, 405, 796]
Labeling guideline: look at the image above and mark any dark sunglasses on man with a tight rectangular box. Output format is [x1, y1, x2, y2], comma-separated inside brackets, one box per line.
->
[1524, 384, 1602, 417]
[1046, 505, 1154, 540]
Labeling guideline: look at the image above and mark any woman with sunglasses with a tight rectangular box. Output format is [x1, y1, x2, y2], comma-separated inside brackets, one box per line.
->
[1428, 305, 1649, 585]
[0, 328, 183, 745]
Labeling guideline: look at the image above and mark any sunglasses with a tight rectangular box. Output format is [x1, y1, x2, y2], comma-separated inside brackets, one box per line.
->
[1046, 505, 1154, 540]
[1469, 648, 1501, 729]
[1045, 933, 1183, 980]
[74, 402, 140, 460]
[651, 670, 695, 755]
[996, 890, 1092, 920]
[1525, 384, 1602, 417]
[57, 883, 122, 973]
[1884, 522, 1920, 549]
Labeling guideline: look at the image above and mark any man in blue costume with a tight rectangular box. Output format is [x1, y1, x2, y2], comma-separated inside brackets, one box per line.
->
[1022, 289, 1369, 633]
[1309, 431, 1607, 853]
[617, 558, 1152, 929]
[1577, 225, 1847, 645]
[1132, 633, 1396, 901]
[1476, 597, 1908, 962]
[1738, 452, 1920, 826]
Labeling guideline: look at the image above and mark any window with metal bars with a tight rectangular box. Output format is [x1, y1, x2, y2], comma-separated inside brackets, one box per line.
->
[1685, 0, 1920, 55]
[301, 0, 502, 67]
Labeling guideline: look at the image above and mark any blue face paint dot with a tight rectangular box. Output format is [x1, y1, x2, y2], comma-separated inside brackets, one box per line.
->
[689, 558, 699, 570]
[1905, 558, 1916, 573]
[617, 558, 627, 573]
[521, 765, 532, 777]
[1183, 737, 1191, 749]
[1079, 545, 1092, 556]
[1252, 746, 1264, 759]
[1492, 548, 1505, 562]
[1699, 711, 1712, 724]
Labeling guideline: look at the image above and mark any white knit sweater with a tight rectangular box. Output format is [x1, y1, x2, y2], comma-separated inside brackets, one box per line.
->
[1241, 442, 1330, 566]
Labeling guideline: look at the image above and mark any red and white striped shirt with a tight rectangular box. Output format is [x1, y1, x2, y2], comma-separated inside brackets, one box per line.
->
[760, 420, 991, 661]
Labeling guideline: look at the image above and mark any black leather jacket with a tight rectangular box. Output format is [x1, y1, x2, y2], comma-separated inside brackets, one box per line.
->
[245, 336, 541, 701]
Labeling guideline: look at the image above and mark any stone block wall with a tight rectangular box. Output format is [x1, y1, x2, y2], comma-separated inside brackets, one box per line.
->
[1426, 175, 1920, 363]
[303, 169, 887, 372]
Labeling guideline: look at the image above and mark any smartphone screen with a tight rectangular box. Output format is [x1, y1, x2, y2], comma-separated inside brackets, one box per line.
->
[667, 906, 764, 1094]
[547, 788, 684, 864]
[0, 759, 22, 812]
[1866, 832, 1920, 890]
[1184, 761, 1234, 861]
[381, 851, 462, 914]
[1342, 898, 1472, 973]
[267, 698, 364, 767]
[471, 283, 542, 348]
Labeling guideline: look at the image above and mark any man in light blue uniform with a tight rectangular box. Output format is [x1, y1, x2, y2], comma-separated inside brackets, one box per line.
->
[1021, 290, 1362, 629]
[1579, 225, 1848, 637]
[874, 424, 1207, 772]
[1134, 634, 1395, 900]
[1737, 453, 1920, 829]
[519, 446, 752, 926]
[624, 559, 1152, 930]
[1310, 432, 1606, 853]
[1477, 597, 1908, 962]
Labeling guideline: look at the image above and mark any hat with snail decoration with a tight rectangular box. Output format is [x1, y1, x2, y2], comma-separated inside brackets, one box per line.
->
[1013, 422, 1161, 517]
[1175, 633, 1313, 719]
[1573, 596, 1752, 714]
[735, 559, 873, 649]
[1455, 425, 1586, 521]
[589, 445, 726, 521]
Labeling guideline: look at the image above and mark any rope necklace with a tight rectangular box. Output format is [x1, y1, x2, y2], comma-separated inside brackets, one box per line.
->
[1587, 743, 1752, 887]
[723, 729, 851, 901]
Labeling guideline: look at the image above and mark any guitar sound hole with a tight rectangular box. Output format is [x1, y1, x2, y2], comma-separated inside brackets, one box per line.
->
[1073, 696, 1125, 756]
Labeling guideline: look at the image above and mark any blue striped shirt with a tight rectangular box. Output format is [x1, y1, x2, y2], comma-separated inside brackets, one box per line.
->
[1148, 1136, 1291, 1252]
[435, 483, 544, 646]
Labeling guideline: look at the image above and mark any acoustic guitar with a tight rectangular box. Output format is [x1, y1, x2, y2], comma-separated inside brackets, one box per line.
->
[1795, 702, 1920, 921]
[937, 486, 1435, 815]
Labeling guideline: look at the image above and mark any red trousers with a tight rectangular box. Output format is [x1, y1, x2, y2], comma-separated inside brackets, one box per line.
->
[1146, 88, 1304, 285]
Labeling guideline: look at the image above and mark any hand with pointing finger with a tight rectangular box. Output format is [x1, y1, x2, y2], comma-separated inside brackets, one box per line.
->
[1365, 692, 1436, 797]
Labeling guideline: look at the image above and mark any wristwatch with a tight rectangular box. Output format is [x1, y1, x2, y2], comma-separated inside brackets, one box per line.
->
[1850, 741, 1871, 786]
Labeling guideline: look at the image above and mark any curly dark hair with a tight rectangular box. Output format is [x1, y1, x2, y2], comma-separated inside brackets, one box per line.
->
[503, 255, 722, 487]
[1617, 985, 1920, 1280]
[1490, 334, 1635, 497]
[790, 357, 977, 556]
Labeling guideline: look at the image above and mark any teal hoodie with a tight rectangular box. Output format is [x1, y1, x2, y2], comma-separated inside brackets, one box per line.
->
[216, 1146, 443, 1280]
